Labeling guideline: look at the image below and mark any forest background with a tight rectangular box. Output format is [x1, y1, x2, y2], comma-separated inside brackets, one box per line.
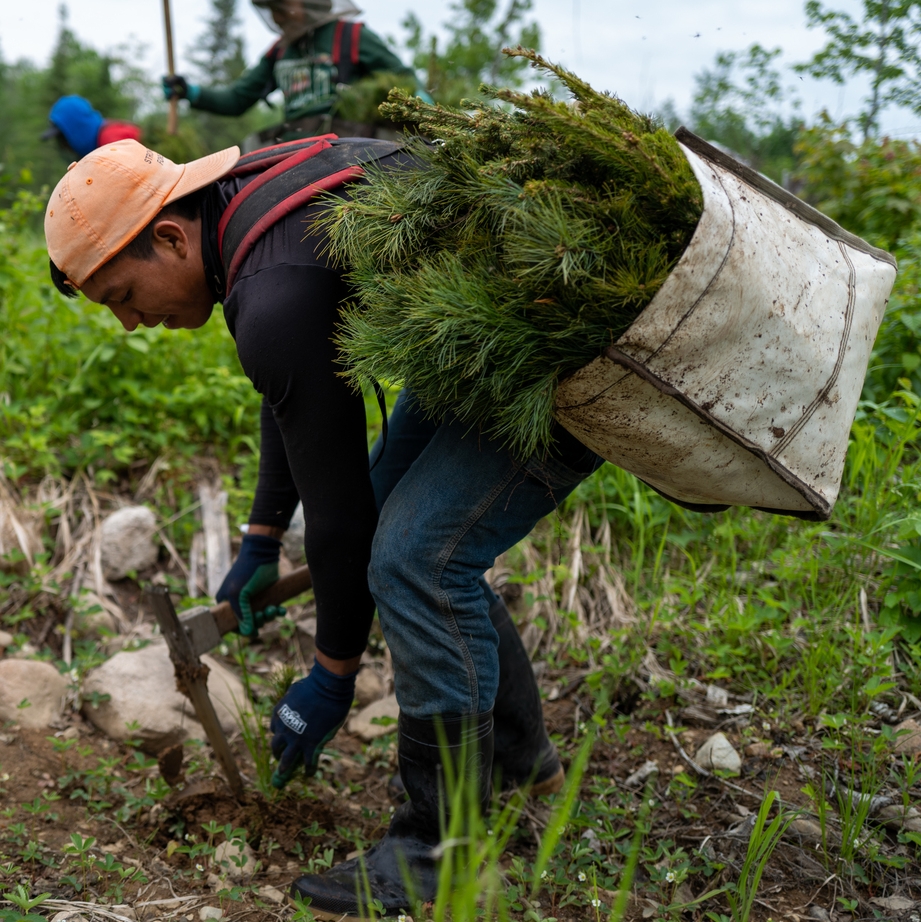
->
[3, 1, 921, 920]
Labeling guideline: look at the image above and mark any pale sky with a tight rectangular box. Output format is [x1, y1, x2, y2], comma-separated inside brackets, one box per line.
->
[2, 0, 915, 135]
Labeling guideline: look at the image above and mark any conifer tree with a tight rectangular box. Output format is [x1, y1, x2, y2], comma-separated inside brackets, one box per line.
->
[184, 0, 258, 153]
[402, 0, 542, 105]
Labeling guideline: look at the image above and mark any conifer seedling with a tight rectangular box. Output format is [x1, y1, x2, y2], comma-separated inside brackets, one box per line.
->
[321, 48, 703, 457]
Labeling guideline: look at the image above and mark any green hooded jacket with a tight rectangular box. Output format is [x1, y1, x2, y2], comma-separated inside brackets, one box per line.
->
[192, 20, 417, 122]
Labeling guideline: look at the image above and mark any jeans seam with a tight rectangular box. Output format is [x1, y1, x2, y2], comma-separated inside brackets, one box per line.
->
[430, 461, 524, 715]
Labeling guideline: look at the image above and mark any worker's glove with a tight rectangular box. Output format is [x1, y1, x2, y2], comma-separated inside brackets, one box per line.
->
[216, 533, 285, 638]
[270, 660, 357, 788]
[161, 74, 200, 103]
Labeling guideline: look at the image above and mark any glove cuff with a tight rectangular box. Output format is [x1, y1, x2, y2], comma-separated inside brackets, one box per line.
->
[310, 659, 358, 698]
[186, 83, 201, 104]
[241, 532, 282, 553]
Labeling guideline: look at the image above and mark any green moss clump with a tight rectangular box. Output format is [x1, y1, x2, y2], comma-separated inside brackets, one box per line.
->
[321, 48, 703, 457]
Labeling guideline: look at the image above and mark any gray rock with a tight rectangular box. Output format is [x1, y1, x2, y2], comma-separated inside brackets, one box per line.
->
[213, 839, 256, 881]
[199, 908, 223, 921]
[0, 629, 14, 651]
[348, 694, 400, 741]
[893, 719, 921, 756]
[624, 760, 659, 787]
[76, 595, 118, 638]
[101, 506, 159, 580]
[354, 667, 385, 707]
[282, 502, 306, 563]
[695, 732, 742, 774]
[258, 885, 285, 904]
[878, 804, 921, 833]
[81, 641, 245, 751]
[806, 907, 832, 921]
[871, 896, 919, 913]
[0, 659, 69, 728]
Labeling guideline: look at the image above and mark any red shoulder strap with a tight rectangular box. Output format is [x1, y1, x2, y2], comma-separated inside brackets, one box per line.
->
[351, 22, 362, 65]
[218, 139, 404, 296]
[332, 21, 346, 65]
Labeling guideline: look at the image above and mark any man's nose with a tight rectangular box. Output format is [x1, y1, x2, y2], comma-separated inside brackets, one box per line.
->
[109, 305, 141, 332]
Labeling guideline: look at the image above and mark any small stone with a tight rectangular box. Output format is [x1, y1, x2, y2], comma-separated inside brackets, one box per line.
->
[878, 804, 921, 833]
[787, 818, 840, 845]
[893, 719, 921, 755]
[213, 839, 256, 881]
[282, 502, 306, 562]
[871, 896, 918, 913]
[695, 732, 742, 774]
[258, 885, 285, 904]
[100, 505, 159, 580]
[0, 659, 70, 728]
[354, 667, 385, 707]
[806, 906, 831, 921]
[199, 908, 223, 921]
[624, 760, 659, 787]
[348, 694, 400, 741]
[744, 742, 773, 758]
[110, 905, 136, 920]
[77, 601, 118, 638]
[0, 629, 13, 651]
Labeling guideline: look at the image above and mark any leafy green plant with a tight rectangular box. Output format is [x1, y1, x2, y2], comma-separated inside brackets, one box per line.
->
[0, 884, 51, 922]
[725, 791, 796, 922]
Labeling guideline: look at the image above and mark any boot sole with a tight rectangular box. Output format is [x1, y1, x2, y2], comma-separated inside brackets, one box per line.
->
[287, 893, 392, 921]
[529, 766, 565, 797]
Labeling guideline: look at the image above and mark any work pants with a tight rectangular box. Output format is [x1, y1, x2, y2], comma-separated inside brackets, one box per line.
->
[368, 391, 603, 719]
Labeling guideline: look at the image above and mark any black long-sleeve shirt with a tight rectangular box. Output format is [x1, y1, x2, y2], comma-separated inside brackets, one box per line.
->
[202, 172, 381, 660]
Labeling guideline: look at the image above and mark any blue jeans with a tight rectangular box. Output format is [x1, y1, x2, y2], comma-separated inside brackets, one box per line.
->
[369, 392, 604, 720]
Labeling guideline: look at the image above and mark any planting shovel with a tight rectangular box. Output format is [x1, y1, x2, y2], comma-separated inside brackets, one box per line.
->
[145, 566, 312, 799]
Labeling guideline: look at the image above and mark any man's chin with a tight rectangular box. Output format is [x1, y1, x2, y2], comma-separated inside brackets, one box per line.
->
[165, 307, 214, 330]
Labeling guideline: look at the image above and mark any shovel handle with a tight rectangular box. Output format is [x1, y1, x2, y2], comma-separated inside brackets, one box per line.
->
[211, 565, 313, 635]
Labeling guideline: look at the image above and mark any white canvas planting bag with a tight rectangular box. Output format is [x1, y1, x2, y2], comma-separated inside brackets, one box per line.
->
[554, 129, 897, 521]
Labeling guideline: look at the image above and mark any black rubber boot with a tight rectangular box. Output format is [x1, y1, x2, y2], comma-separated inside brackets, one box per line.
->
[487, 595, 563, 794]
[388, 597, 562, 805]
[291, 710, 494, 920]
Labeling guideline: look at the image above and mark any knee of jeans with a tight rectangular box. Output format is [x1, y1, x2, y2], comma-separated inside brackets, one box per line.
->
[368, 517, 426, 601]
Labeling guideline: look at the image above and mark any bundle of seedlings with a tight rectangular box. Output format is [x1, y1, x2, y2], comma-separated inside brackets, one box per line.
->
[321, 48, 703, 457]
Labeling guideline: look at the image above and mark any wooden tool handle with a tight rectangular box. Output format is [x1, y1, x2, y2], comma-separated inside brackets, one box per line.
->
[163, 0, 179, 135]
[211, 565, 313, 635]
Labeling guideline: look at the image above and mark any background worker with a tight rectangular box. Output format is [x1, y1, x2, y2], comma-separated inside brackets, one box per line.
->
[42, 95, 142, 159]
[45, 139, 594, 919]
[162, 0, 429, 142]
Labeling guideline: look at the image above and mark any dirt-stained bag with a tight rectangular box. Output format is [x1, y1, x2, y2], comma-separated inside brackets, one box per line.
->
[554, 129, 897, 521]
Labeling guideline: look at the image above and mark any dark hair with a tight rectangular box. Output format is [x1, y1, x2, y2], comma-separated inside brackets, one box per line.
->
[49, 188, 206, 299]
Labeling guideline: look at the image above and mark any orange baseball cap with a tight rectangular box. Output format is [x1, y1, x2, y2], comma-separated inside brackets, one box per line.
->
[45, 140, 240, 288]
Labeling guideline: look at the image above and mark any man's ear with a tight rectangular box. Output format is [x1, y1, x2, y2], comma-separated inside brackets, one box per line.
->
[152, 220, 190, 257]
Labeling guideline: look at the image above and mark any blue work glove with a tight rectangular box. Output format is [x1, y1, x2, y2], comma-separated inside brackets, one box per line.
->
[215, 533, 285, 638]
[270, 659, 357, 788]
[161, 74, 200, 103]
